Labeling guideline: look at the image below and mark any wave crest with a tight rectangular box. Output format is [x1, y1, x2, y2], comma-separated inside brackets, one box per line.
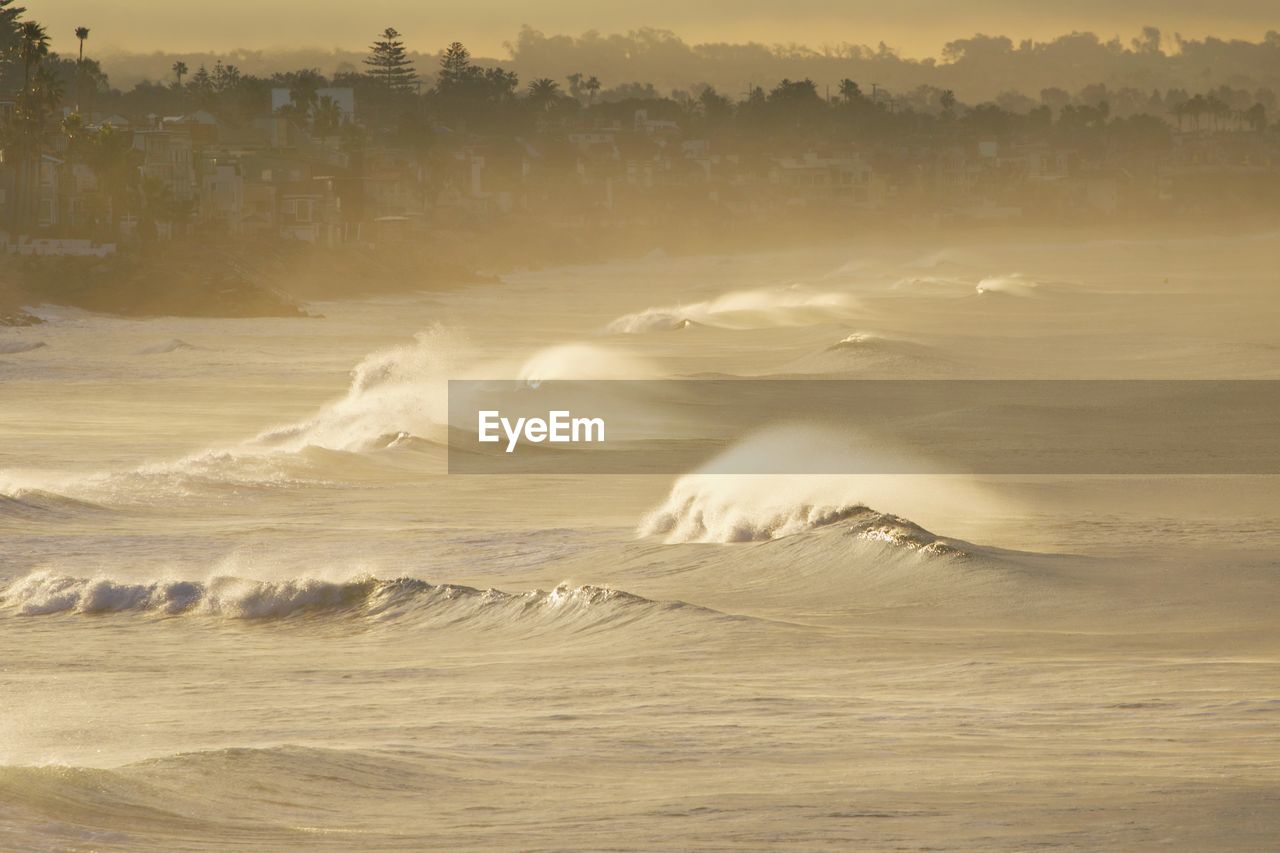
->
[0, 571, 701, 629]
[251, 328, 461, 453]
[975, 274, 1041, 296]
[607, 286, 855, 334]
[639, 470, 967, 554]
[642, 491, 961, 554]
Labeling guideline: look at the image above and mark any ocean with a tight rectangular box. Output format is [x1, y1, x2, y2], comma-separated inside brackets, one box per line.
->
[2, 231, 1278, 849]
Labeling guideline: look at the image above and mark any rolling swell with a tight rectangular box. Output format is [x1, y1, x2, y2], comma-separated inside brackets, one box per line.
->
[0, 488, 107, 519]
[0, 746, 447, 850]
[0, 571, 715, 631]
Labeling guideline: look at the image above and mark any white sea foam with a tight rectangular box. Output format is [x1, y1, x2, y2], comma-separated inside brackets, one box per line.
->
[976, 274, 1040, 296]
[515, 343, 656, 384]
[252, 328, 463, 453]
[0, 570, 706, 629]
[639, 427, 996, 544]
[607, 286, 856, 333]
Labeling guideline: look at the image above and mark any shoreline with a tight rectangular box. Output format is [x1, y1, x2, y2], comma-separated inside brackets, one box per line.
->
[3, 214, 1275, 323]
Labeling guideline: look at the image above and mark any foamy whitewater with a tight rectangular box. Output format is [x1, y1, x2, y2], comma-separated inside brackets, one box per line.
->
[3, 234, 1280, 850]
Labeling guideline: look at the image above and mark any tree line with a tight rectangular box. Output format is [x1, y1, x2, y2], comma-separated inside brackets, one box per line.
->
[1, 6, 1275, 235]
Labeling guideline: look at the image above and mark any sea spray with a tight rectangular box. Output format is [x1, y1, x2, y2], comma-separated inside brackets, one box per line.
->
[638, 426, 999, 543]
[0, 570, 718, 631]
[607, 286, 857, 334]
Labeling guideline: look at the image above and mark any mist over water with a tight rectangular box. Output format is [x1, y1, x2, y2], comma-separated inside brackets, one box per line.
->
[3, 233, 1280, 848]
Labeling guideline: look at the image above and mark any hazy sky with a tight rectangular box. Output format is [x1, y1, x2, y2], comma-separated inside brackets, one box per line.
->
[35, 0, 1280, 57]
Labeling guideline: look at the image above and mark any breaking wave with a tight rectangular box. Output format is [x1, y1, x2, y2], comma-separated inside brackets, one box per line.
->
[251, 329, 462, 453]
[1, 571, 708, 630]
[135, 339, 205, 355]
[637, 427, 997, 547]
[516, 343, 656, 384]
[639, 475, 964, 555]
[975, 274, 1041, 296]
[254, 333, 656, 451]
[607, 286, 856, 333]
[2, 328, 660, 502]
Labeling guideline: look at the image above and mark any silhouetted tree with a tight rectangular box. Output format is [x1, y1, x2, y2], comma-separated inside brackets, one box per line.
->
[1039, 87, 1071, 115]
[18, 19, 48, 90]
[73, 25, 90, 111]
[838, 79, 863, 104]
[87, 123, 137, 232]
[211, 60, 240, 93]
[0, 0, 27, 88]
[1131, 26, 1162, 55]
[526, 77, 561, 111]
[275, 70, 319, 123]
[172, 60, 187, 88]
[1244, 102, 1266, 131]
[438, 41, 472, 91]
[364, 27, 416, 93]
[940, 89, 956, 116]
[698, 86, 732, 121]
[312, 94, 345, 135]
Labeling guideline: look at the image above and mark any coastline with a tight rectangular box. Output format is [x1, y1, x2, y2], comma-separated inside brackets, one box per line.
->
[2, 213, 1274, 323]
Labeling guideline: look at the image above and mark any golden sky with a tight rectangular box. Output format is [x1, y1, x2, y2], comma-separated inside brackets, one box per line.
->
[34, 0, 1279, 57]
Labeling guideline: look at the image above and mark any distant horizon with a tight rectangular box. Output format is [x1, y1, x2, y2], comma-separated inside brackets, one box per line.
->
[29, 0, 1280, 62]
[31, 23, 1280, 96]
[77, 24, 1280, 62]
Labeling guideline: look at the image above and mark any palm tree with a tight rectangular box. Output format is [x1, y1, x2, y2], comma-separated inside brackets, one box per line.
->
[172, 60, 188, 88]
[527, 77, 560, 111]
[19, 21, 50, 91]
[10, 21, 52, 230]
[585, 75, 600, 106]
[74, 27, 90, 113]
[33, 64, 64, 111]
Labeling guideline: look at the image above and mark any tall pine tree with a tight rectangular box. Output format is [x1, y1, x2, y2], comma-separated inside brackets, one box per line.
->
[364, 27, 417, 93]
